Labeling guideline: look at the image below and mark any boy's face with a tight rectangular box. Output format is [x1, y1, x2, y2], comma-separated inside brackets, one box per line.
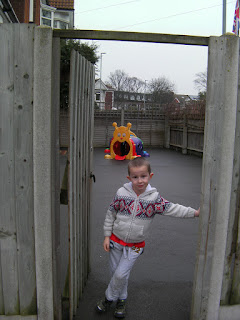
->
[127, 165, 153, 195]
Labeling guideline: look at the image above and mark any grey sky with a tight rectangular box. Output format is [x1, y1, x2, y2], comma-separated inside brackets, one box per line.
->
[74, 1, 237, 94]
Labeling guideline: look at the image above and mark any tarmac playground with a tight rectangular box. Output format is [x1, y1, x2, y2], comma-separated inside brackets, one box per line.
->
[61, 147, 202, 320]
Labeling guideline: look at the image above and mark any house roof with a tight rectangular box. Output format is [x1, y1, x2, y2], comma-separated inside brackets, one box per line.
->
[95, 79, 110, 91]
[48, 0, 74, 10]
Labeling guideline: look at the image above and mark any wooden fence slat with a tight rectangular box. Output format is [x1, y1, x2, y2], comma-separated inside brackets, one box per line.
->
[13, 24, 36, 316]
[51, 37, 61, 320]
[75, 53, 80, 304]
[88, 66, 95, 274]
[33, 26, 54, 320]
[68, 49, 77, 320]
[0, 23, 19, 316]
[80, 56, 86, 294]
[82, 58, 88, 282]
[0, 249, 3, 314]
[78, 55, 84, 298]
[68, 50, 95, 318]
[191, 35, 240, 320]
[72, 52, 80, 314]
[227, 49, 240, 304]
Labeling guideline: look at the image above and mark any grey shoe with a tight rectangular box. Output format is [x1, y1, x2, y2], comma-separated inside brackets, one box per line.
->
[114, 299, 126, 318]
[95, 297, 113, 313]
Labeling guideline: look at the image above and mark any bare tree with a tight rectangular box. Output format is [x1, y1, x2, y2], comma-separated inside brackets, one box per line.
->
[194, 70, 207, 100]
[148, 77, 175, 104]
[125, 77, 145, 92]
[107, 70, 128, 91]
[107, 70, 145, 92]
[194, 70, 207, 91]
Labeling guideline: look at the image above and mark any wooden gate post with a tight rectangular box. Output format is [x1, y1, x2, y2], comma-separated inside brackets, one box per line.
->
[121, 108, 125, 126]
[33, 26, 54, 320]
[182, 113, 187, 154]
[191, 34, 240, 320]
[164, 114, 170, 148]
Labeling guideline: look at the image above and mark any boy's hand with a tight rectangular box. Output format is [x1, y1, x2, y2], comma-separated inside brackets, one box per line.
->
[195, 207, 200, 217]
[103, 236, 110, 252]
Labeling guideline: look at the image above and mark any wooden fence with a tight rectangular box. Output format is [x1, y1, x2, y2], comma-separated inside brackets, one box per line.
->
[165, 102, 205, 154]
[0, 24, 37, 318]
[94, 108, 165, 148]
[0, 24, 61, 319]
[68, 50, 95, 319]
[0, 24, 95, 320]
[60, 107, 205, 154]
[2, 24, 240, 320]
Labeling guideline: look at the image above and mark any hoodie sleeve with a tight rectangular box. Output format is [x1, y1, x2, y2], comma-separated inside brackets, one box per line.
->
[103, 193, 119, 237]
[164, 202, 196, 218]
[156, 194, 195, 218]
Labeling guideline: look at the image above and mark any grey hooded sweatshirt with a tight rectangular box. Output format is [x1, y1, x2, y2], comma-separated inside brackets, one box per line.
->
[103, 182, 196, 244]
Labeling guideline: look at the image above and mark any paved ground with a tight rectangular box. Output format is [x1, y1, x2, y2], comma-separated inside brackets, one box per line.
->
[65, 148, 202, 320]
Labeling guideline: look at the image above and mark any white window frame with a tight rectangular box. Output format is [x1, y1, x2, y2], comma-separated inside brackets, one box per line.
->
[40, 3, 56, 27]
[54, 19, 69, 29]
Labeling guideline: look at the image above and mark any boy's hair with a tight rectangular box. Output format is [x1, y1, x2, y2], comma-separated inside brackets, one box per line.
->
[128, 157, 152, 175]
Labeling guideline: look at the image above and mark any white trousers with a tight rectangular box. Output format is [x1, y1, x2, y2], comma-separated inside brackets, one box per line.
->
[105, 240, 144, 301]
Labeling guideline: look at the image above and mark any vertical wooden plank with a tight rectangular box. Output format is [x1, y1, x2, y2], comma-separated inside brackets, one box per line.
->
[81, 57, 86, 284]
[68, 49, 77, 320]
[0, 23, 19, 315]
[88, 65, 95, 274]
[228, 43, 240, 305]
[84, 56, 87, 288]
[76, 54, 83, 301]
[68, 50, 95, 316]
[0, 247, 4, 314]
[33, 26, 54, 320]
[191, 35, 239, 320]
[13, 24, 36, 316]
[73, 53, 79, 314]
[85, 62, 91, 276]
[75, 53, 80, 306]
[51, 37, 61, 320]
[79, 55, 85, 297]
[83, 61, 90, 282]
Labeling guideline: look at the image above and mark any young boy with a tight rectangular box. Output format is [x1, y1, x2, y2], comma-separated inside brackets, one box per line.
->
[96, 157, 200, 318]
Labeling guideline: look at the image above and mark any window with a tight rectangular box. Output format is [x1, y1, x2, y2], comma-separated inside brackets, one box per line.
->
[54, 20, 69, 29]
[96, 93, 100, 101]
[41, 4, 56, 27]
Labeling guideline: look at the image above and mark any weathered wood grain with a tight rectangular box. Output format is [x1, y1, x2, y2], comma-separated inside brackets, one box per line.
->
[13, 24, 36, 316]
[0, 23, 19, 316]
[51, 37, 61, 320]
[191, 35, 240, 320]
[68, 50, 95, 318]
[53, 29, 209, 46]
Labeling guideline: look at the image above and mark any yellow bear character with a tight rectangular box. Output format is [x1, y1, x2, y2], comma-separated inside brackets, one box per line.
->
[104, 122, 137, 160]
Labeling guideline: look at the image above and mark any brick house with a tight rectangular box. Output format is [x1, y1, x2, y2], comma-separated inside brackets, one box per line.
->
[0, 0, 74, 28]
[113, 90, 152, 110]
[95, 79, 115, 110]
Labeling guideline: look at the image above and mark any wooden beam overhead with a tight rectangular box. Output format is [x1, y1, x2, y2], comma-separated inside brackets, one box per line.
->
[53, 29, 209, 46]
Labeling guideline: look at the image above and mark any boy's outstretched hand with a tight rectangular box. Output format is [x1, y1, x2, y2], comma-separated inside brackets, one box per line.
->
[103, 236, 110, 252]
[195, 207, 200, 217]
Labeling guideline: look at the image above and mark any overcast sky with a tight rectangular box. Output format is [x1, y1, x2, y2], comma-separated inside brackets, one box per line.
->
[74, 1, 237, 95]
